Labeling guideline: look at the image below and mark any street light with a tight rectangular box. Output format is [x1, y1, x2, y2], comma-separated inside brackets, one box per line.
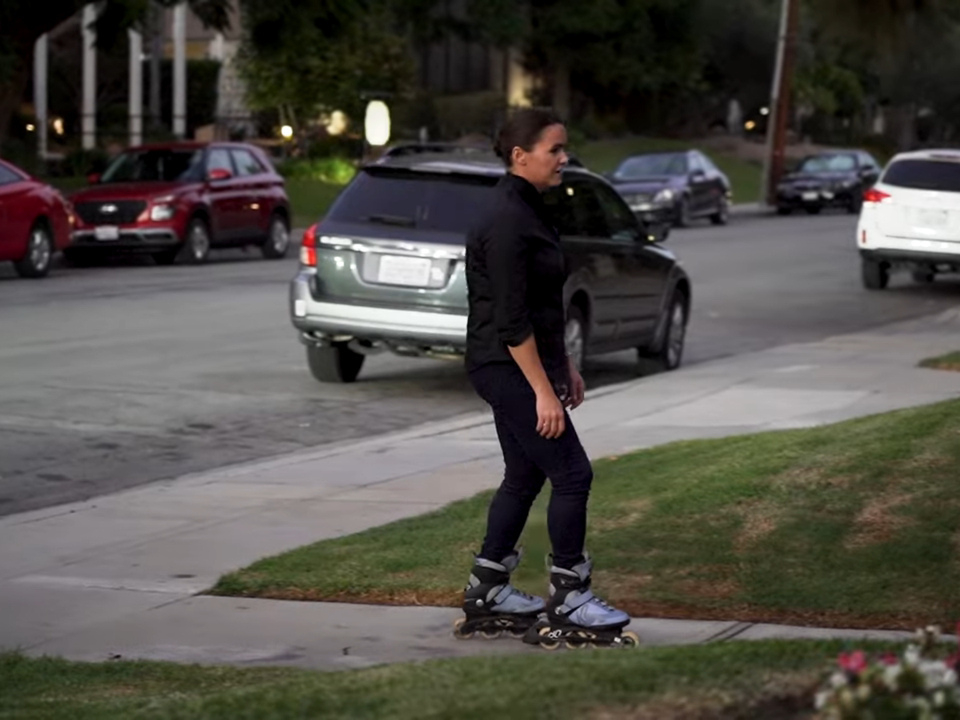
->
[364, 100, 391, 147]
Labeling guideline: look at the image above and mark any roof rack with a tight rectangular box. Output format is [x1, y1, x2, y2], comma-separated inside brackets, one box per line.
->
[378, 141, 585, 168]
[382, 142, 493, 158]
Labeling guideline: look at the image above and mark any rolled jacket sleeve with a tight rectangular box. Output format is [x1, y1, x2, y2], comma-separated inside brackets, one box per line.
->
[487, 214, 534, 347]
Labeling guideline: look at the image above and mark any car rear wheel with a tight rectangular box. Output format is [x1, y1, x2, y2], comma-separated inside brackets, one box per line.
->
[862, 258, 889, 290]
[805, 205, 822, 215]
[776, 205, 792, 216]
[912, 268, 936, 284]
[638, 290, 687, 373]
[306, 343, 365, 383]
[564, 306, 587, 373]
[261, 214, 290, 259]
[177, 218, 211, 264]
[14, 222, 54, 278]
[710, 198, 729, 225]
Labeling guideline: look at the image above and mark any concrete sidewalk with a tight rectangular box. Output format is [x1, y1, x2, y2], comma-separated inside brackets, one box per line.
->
[3, 309, 960, 670]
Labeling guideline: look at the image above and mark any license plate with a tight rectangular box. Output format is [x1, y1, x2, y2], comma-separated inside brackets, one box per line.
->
[801, 191, 818, 202]
[377, 255, 432, 287]
[916, 209, 949, 228]
[94, 225, 120, 241]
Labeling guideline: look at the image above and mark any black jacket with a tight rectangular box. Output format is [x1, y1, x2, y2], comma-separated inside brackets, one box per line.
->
[465, 173, 568, 382]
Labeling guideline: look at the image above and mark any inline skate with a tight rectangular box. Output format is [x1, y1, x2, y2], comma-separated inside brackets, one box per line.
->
[453, 549, 545, 640]
[523, 554, 639, 650]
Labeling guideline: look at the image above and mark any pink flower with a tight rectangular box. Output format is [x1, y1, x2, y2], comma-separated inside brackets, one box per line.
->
[838, 650, 868, 674]
[881, 653, 899, 666]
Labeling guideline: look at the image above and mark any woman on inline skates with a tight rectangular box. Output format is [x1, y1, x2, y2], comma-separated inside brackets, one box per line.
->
[455, 107, 639, 649]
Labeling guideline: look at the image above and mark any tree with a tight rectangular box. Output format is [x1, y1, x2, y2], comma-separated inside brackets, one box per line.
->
[0, 0, 230, 147]
[235, 0, 415, 146]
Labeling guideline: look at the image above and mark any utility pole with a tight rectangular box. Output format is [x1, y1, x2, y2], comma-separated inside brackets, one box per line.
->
[760, 0, 801, 207]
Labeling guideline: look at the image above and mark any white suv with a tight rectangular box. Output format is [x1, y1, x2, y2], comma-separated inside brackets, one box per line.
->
[857, 149, 960, 289]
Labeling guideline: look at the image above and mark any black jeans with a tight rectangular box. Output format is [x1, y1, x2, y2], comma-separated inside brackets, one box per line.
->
[469, 362, 593, 570]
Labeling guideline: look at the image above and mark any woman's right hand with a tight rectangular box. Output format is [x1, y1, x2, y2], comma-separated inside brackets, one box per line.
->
[535, 389, 566, 439]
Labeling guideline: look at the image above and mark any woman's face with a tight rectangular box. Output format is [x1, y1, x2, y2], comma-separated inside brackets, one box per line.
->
[512, 124, 569, 190]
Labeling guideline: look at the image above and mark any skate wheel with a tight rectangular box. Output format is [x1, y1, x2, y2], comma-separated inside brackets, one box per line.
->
[480, 629, 503, 640]
[453, 617, 474, 640]
[620, 631, 640, 648]
[537, 626, 561, 651]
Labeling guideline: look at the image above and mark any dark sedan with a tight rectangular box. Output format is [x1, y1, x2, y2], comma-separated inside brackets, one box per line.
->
[776, 151, 881, 215]
[608, 150, 732, 228]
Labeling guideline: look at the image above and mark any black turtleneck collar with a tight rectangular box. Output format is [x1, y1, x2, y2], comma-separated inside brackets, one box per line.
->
[500, 172, 548, 215]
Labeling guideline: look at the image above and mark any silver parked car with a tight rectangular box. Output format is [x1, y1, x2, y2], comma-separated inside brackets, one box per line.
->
[289, 147, 691, 383]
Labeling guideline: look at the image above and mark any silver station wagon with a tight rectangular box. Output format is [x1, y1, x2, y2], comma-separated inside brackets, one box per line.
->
[289, 146, 691, 383]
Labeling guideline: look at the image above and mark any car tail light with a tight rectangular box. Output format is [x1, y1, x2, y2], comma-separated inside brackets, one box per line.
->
[863, 188, 891, 204]
[300, 223, 318, 266]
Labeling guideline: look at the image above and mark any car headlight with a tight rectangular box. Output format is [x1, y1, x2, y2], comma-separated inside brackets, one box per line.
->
[150, 204, 176, 221]
[654, 188, 674, 203]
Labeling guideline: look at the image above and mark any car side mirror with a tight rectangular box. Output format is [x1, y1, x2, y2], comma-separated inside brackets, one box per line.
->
[87, 172, 101, 185]
[690, 169, 705, 180]
[208, 168, 232, 182]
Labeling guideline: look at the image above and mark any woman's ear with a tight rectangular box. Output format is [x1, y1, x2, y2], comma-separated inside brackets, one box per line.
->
[511, 146, 526, 166]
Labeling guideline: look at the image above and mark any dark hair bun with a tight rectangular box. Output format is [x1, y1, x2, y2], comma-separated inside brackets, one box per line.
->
[493, 108, 563, 168]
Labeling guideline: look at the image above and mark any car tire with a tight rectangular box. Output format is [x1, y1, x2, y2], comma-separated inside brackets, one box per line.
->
[710, 198, 729, 225]
[776, 205, 792, 216]
[177, 217, 211, 265]
[564, 305, 587, 373]
[848, 195, 863, 214]
[805, 205, 822, 215]
[674, 197, 692, 228]
[911, 268, 935, 284]
[638, 289, 687, 374]
[261, 213, 290, 259]
[862, 258, 890, 290]
[13, 222, 54, 279]
[306, 343, 365, 383]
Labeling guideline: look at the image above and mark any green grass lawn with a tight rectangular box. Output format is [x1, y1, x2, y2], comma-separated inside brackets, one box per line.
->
[920, 351, 960, 372]
[284, 179, 345, 229]
[574, 136, 762, 205]
[212, 399, 960, 630]
[0, 641, 897, 719]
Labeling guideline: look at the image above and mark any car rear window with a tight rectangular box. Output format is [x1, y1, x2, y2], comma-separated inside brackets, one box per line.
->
[101, 149, 203, 183]
[326, 169, 498, 234]
[882, 159, 960, 192]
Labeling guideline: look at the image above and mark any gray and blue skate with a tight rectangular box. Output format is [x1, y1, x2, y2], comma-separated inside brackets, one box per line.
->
[523, 554, 639, 649]
[454, 550, 545, 639]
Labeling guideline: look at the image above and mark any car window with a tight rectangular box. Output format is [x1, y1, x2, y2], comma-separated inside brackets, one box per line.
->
[325, 168, 498, 234]
[699, 153, 719, 173]
[689, 154, 706, 174]
[207, 148, 235, 175]
[543, 183, 579, 236]
[613, 153, 688, 179]
[882, 159, 960, 192]
[593, 182, 639, 243]
[0, 163, 22, 186]
[860, 152, 880, 171]
[562, 179, 610, 237]
[231, 148, 265, 177]
[798, 154, 857, 173]
[100, 149, 203, 183]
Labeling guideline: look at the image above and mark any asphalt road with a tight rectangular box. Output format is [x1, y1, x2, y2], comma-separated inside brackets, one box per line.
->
[2, 210, 958, 516]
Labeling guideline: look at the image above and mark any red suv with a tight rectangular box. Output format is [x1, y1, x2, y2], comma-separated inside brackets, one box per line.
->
[67, 142, 291, 265]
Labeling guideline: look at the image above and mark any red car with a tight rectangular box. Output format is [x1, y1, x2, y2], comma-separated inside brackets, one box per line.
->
[67, 141, 291, 265]
[0, 159, 74, 278]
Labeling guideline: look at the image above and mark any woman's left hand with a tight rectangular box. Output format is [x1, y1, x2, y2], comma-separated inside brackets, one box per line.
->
[567, 359, 585, 410]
